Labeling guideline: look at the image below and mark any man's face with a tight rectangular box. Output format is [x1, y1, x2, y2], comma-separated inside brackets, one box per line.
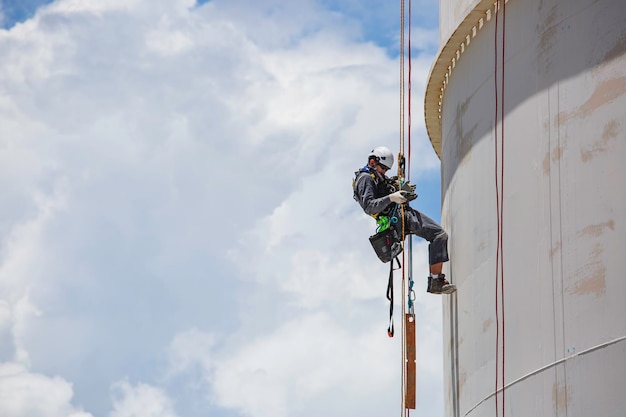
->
[375, 162, 390, 176]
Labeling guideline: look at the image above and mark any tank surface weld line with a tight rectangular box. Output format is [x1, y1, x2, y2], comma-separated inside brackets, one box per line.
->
[463, 335, 626, 417]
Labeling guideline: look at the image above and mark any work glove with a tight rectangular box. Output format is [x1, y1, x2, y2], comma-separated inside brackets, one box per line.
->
[389, 190, 408, 204]
[389, 190, 418, 204]
[401, 182, 417, 193]
[402, 190, 418, 201]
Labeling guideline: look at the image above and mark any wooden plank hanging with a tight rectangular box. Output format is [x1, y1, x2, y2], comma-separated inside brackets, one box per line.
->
[405, 313, 416, 409]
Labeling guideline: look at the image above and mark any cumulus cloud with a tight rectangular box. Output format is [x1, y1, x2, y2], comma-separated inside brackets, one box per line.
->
[167, 313, 396, 417]
[0, 362, 92, 417]
[0, 0, 444, 416]
[167, 328, 215, 375]
[212, 313, 394, 416]
[110, 381, 179, 417]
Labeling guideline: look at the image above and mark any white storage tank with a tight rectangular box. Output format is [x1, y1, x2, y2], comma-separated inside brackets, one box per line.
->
[424, 0, 626, 416]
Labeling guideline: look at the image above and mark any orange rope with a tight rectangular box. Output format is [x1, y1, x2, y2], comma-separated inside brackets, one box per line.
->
[399, 0, 407, 415]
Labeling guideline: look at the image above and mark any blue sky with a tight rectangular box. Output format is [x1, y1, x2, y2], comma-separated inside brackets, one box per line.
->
[0, 1, 445, 416]
[0, 0, 52, 27]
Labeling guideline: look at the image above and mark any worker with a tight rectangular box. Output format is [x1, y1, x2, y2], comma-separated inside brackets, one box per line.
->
[353, 146, 456, 294]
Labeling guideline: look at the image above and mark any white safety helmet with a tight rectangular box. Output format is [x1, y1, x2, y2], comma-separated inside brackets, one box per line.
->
[369, 146, 394, 170]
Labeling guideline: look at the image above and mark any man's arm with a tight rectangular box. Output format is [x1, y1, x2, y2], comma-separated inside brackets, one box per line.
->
[354, 174, 392, 216]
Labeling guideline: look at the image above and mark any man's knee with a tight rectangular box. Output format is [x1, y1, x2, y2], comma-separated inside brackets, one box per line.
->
[434, 230, 448, 242]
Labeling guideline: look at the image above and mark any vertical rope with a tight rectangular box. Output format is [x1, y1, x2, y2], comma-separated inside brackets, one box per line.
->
[399, 0, 405, 159]
[402, 0, 415, 417]
[499, 2, 507, 417]
[401, 0, 415, 417]
[407, 0, 412, 181]
[493, 1, 507, 417]
[493, 2, 501, 417]
[399, 1, 407, 416]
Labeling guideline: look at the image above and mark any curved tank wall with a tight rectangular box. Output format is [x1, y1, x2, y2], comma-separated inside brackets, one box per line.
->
[425, 0, 626, 416]
[439, 0, 480, 42]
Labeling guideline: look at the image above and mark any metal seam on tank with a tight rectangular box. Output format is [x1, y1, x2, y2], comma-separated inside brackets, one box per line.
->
[462, 335, 626, 416]
[424, 0, 512, 158]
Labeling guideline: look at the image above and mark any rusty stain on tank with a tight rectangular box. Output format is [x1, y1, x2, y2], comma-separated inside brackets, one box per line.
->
[543, 152, 550, 174]
[459, 369, 467, 392]
[567, 243, 606, 298]
[482, 317, 493, 333]
[552, 381, 570, 413]
[602, 119, 621, 141]
[539, 26, 557, 54]
[558, 77, 626, 124]
[538, 6, 558, 49]
[568, 267, 606, 297]
[543, 143, 566, 175]
[458, 125, 477, 165]
[537, 6, 559, 74]
[550, 241, 562, 259]
[581, 120, 620, 162]
[552, 144, 565, 161]
[455, 97, 477, 164]
[577, 220, 615, 237]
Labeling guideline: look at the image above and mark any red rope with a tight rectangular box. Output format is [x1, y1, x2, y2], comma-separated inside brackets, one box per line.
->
[493, 2, 506, 417]
[403, 2, 413, 414]
[407, 0, 412, 179]
[500, 2, 506, 417]
[493, 4, 501, 415]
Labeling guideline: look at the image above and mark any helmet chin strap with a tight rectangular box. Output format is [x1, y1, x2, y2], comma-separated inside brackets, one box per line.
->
[373, 165, 388, 182]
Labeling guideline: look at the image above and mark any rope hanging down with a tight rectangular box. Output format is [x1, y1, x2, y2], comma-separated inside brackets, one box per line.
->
[493, 2, 507, 417]
[397, 0, 416, 415]
[397, 1, 406, 416]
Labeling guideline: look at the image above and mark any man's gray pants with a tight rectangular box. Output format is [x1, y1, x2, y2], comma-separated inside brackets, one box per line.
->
[392, 207, 449, 265]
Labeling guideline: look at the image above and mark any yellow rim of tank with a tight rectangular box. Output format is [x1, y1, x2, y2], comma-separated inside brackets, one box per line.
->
[424, 0, 510, 159]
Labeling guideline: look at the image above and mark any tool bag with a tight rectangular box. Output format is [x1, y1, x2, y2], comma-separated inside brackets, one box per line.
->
[369, 226, 403, 263]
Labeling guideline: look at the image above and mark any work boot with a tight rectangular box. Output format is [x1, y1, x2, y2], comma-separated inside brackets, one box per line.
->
[427, 274, 456, 294]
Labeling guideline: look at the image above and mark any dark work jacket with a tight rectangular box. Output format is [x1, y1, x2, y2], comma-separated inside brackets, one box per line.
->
[353, 166, 397, 217]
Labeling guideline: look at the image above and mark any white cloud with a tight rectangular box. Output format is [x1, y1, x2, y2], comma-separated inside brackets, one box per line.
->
[0, 181, 67, 365]
[48, 0, 195, 16]
[145, 28, 193, 56]
[110, 381, 179, 417]
[172, 313, 397, 417]
[0, 362, 92, 417]
[167, 328, 216, 375]
[411, 26, 441, 54]
[0, 0, 444, 417]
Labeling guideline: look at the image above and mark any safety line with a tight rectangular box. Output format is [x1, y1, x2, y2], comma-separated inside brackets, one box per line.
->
[399, 0, 405, 159]
[399, 1, 407, 416]
[493, 1, 507, 416]
[404, 1, 413, 415]
[407, 0, 412, 179]
[493, 3, 501, 415]
[499, 3, 506, 417]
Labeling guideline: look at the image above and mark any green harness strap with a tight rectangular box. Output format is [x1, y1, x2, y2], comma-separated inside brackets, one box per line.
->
[376, 215, 391, 232]
[375, 202, 400, 232]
